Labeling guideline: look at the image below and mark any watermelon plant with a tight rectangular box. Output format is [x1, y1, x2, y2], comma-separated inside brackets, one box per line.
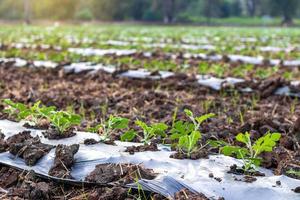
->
[47, 110, 81, 134]
[88, 115, 133, 141]
[134, 120, 168, 145]
[3, 99, 56, 125]
[171, 109, 215, 157]
[221, 131, 281, 173]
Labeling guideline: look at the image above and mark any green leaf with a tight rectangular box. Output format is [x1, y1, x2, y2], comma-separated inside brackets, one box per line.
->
[87, 124, 102, 133]
[253, 132, 281, 155]
[110, 116, 129, 129]
[69, 113, 82, 124]
[189, 130, 201, 147]
[184, 109, 193, 117]
[120, 129, 136, 142]
[271, 133, 281, 141]
[152, 123, 168, 131]
[221, 146, 249, 159]
[236, 132, 251, 145]
[135, 120, 149, 131]
[152, 122, 168, 137]
[178, 135, 188, 148]
[48, 111, 81, 134]
[170, 121, 194, 140]
[195, 113, 215, 124]
[178, 130, 201, 154]
[248, 157, 262, 167]
[18, 110, 31, 119]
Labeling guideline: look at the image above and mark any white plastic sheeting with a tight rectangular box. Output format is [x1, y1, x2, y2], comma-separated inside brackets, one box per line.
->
[196, 75, 300, 97]
[63, 62, 116, 74]
[63, 62, 175, 80]
[0, 58, 58, 68]
[0, 120, 299, 200]
[118, 69, 174, 80]
[1, 58, 300, 97]
[68, 48, 137, 57]
[197, 75, 245, 91]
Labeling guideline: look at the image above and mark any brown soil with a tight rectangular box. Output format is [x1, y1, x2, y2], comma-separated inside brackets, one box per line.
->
[0, 164, 165, 200]
[125, 143, 159, 154]
[170, 148, 209, 160]
[208, 173, 222, 182]
[0, 166, 19, 188]
[42, 127, 76, 139]
[48, 144, 79, 179]
[0, 131, 7, 153]
[174, 188, 209, 200]
[23, 119, 50, 130]
[87, 186, 128, 200]
[294, 186, 300, 193]
[0, 63, 299, 179]
[228, 164, 265, 176]
[0, 66, 300, 172]
[84, 138, 99, 145]
[6, 131, 54, 166]
[85, 163, 157, 185]
[234, 175, 257, 183]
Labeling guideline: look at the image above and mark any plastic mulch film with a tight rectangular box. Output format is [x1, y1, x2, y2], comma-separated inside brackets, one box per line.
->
[0, 120, 299, 200]
[1, 58, 300, 97]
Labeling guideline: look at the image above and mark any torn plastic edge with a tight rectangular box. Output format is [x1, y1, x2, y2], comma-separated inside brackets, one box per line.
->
[0, 155, 192, 199]
[127, 176, 200, 199]
[0, 159, 109, 187]
[196, 74, 300, 97]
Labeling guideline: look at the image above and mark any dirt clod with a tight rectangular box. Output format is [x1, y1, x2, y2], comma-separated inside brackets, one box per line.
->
[6, 131, 54, 166]
[88, 187, 127, 200]
[234, 175, 257, 183]
[228, 164, 265, 176]
[294, 186, 300, 193]
[84, 138, 98, 145]
[85, 163, 156, 184]
[0, 131, 7, 153]
[276, 180, 281, 186]
[42, 127, 76, 140]
[174, 188, 209, 200]
[0, 167, 19, 188]
[125, 143, 159, 154]
[48, 144, 79, 179]
[170, 149, 208, 160]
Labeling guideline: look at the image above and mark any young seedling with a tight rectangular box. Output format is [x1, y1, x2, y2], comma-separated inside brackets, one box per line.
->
[135, 120, 168, 145]
[3, 99, 56, 125]
[290, 97, 298, 116]
[88, 115, 131, 141]
[221, 131, 281, 173]
[27, 101, 56, 125]
[171, 109, 215, 157]
[239, 110, 245, 125]
[184, 109, 215, 134]
[3, 99, 30, 120]
[250, 94, 259, 110]
[201, 99, 214, 113]
[48, 111, 81, 134]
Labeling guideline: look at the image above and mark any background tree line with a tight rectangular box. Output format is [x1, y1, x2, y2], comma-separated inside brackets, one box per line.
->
[0, 0, 299, 25]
